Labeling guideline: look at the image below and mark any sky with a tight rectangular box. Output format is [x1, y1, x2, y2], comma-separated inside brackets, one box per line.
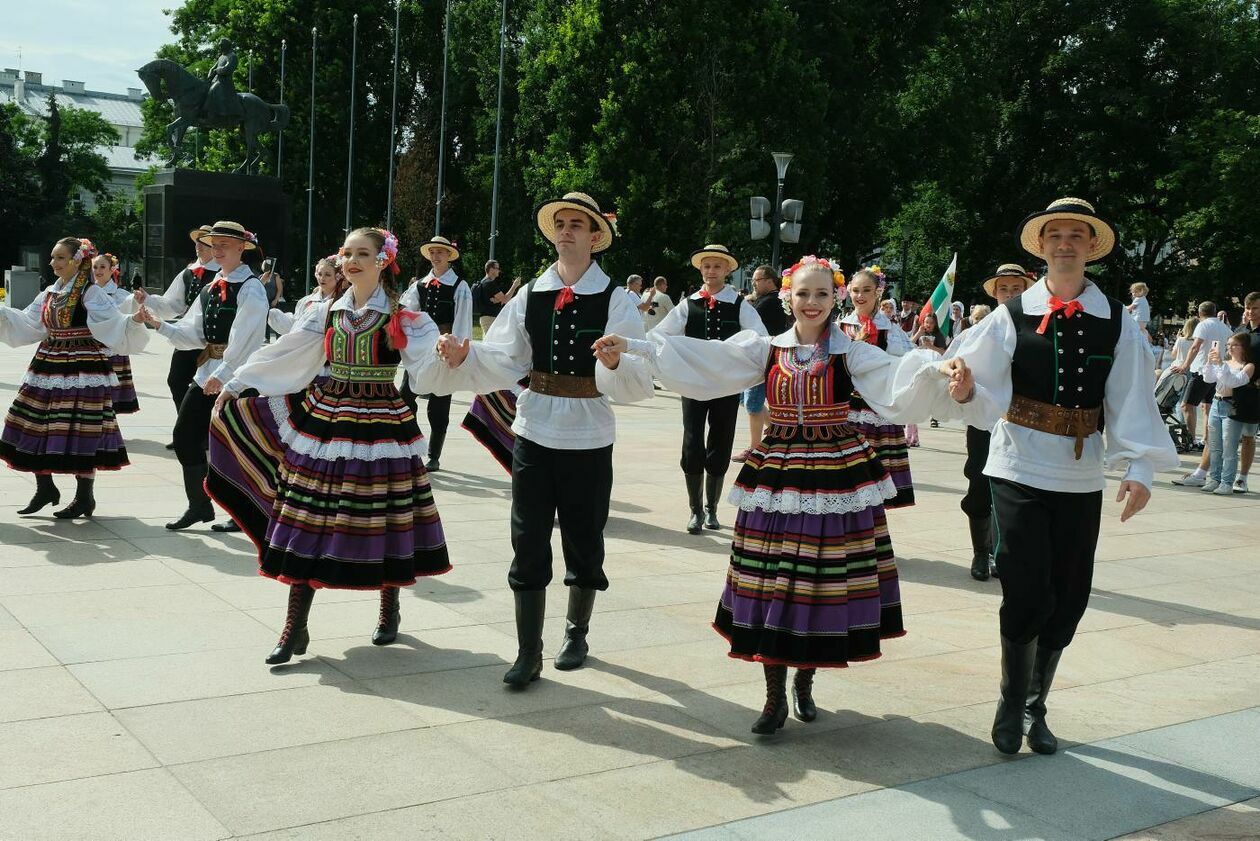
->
[1, 0, 178, 93]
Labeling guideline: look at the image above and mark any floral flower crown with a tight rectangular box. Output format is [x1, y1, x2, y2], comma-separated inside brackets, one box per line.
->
[73, 238, 98, 263]
[335, 230, 402, 276]
[777, 256, 847, 313]
[103, 252, 120, 281]
[864, 264, 887, 293]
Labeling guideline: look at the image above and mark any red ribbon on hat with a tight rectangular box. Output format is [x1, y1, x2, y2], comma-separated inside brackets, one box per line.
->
[554, 286, 576, 312]
[209, 276, 229, 302]
[386, 309, 423, 350]
[858, 314, 879, 344]
[1036, 297, 1084, 335]
[698, 289, 717, 310]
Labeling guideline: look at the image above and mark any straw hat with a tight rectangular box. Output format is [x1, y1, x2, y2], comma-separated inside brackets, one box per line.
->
[981, 263, 1036, 298]
[187, 224, 214, 243]
[1017, 197, 1115, 263]
[689, 244, 738, 273]
[196, 221, 259, 250]
[534, 192, 615, 254]
[419, 235, 460, 262]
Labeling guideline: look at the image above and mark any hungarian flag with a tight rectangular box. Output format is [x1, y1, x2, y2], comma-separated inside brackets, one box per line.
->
[918, 253, 958, 337]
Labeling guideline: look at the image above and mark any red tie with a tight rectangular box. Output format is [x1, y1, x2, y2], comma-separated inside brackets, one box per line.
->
[192, 266, 206, 280]
[554, 286, 576, 312]
[698, 289, 717, 310]
[426, 276, 441, 289]
[1036, 297, 1084, 335]
[209, 276, 229, 302]
[858, 315, 879, 345]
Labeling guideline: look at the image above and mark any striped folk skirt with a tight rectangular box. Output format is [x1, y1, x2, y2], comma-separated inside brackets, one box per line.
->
[461, 388, 518, 474]
[0, 330, 129, 474]
[847, 401, 914, 508]
[207, 376, 450, 589]
[716, 423, 904, 668]
[109, 355, 139, 414]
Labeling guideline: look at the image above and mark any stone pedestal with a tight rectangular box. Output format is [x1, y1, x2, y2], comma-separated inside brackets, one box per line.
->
[142, 169, 291, 290]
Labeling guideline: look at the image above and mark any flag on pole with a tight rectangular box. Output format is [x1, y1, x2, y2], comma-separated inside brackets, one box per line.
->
[918, 253, 958, 337]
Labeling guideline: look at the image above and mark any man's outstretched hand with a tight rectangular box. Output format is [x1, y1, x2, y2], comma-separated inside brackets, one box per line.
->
[1116, 480, 1150, 523]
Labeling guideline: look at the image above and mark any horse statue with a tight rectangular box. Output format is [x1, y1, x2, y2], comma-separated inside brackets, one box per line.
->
[137, 58, 289, 174]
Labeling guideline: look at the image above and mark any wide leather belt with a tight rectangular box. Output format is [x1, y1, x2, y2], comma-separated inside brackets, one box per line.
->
[196, 342, 227, 367]
[528, 370, 602, 399]
[1003, 393, 1100, 460]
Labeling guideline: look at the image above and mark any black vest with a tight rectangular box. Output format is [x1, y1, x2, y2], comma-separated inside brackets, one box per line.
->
[414, 275, 465, 329]
[684, 295, 743, 340]
[181, 266, 211, 308]
[1006, 294, 1124, 411]
[200, 276, 254, 344]
[525, 281, 615, 377]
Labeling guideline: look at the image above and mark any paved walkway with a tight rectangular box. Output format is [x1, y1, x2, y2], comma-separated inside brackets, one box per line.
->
[1, 341, 1257, 840]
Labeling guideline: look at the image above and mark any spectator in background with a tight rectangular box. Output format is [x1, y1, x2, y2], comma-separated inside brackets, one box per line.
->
[908, 310, 949, 440]
[1172, 301, 1237, 485]
[1234, 290, 1260, 493]
[131, 270, 144, 291]
[898, 297, 919, 333]
[1201, 332, 1257, 494]
[625, 274, 647, 310]
[1127, 282, 1152, 341]
[732, 264, 787, 462]
[880, 298, 898, 320]
[640, 276, 673, 332]
[969, 304, 992, 326]
[473, 260, 519, 333]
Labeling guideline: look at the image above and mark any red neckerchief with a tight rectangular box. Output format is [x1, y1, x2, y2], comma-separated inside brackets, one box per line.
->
[858, 314, 879, 344]
[208, 276, 229, 302]
[426, 275, 442, 289]
[698, 288, 718, 310]
[1036, 297, 1084, 335]
[554, 286, 576, 312]
[191, 266, 206, 280]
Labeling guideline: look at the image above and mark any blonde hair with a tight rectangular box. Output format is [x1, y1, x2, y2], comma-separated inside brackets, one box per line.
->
[1180, 316, 1198, 339]
[1130, 282, 1149, 296]
[791, 262, 838, 288]
[970, 304, 992, 323]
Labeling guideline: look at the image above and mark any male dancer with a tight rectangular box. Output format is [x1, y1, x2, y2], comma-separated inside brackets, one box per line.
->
[132, 225, 218, 448]
[650, 244, 765, 532]
[432, 192, 653, 687]
[136, 222, 268, 530]
[401, 236, 471, 471]
[945, 198, 1177, 755]
[958, 263, 1034, 581]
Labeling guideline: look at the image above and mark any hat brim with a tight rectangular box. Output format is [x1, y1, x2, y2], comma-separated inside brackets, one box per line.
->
[188, 228, 212, 243]
[982, 273, 1036, 298]
[1018, 210, 1115, 263]
[535, 200, 614, 254]
[196, 232, 258, 250]
[690, 250, 738, 273]
[420, 243, 460, 262]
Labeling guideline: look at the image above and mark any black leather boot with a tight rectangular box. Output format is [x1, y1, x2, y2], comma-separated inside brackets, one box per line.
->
[211, 520, 242, 533]
[1025, 646, 1063, 754]
[969, 515, 992, 581]
[167, 464, 215, 530]
[426, 427, 446, 472]
[792, 668, 817, 722]
[704, 474, 723, 530]
[554, 587, 596, 670]
[372, 586, 401, 645]
[991, 636, 1037, 754]
[266, 583, 315, 664]
[685, 473, 704, 534]
[503, 590, 546, 688]
[19, 474, 60, 515]
[53, 476, 96, 519]
[752, 664, 789, 734]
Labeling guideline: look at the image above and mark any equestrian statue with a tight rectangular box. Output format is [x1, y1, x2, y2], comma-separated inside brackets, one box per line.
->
[138, 40, 289, 174]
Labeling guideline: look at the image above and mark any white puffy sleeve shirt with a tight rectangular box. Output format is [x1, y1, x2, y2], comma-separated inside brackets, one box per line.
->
[424, 261, 655, 449]
[0, 280, 146, 354]
[155, 266, 268, 387]
[402, 269, 473, 341]
[946, 281, 1178, 491]
[650, 285, 767, 338]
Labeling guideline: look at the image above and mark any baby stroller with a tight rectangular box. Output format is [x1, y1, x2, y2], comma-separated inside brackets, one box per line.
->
[1155, 370, 1192, 453]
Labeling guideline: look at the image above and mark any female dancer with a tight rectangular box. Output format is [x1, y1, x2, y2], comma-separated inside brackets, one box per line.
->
[207, 228, 450, 663]
[267, 255, 347, 335]
[836, 267, 917, 506]
[596, 257, 964, 734]
[91, 253, 140, 414]
[0, 237, 148, 517]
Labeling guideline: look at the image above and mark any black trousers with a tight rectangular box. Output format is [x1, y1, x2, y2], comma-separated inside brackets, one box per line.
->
[167, 349, 201, 409]
[961, 426, 992, 519]
[400, 376, 451, 442]
[172, 383, 216, 468]
[991, 477, 1102, 650]
[680, 395, 741, 477]
[508, 437, 613, 592]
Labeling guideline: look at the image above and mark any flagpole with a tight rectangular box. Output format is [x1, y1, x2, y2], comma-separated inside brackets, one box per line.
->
[305, 26, 317, 295]
[386, 0, 401, 230]
[435, 0, 452, 235]
[488, 0, 508, 261]
[345, 13, 359, 233]
[276, 38, 286, 179]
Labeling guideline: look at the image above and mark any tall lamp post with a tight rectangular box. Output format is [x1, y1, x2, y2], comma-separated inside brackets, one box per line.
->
[304, 27, 317, 294]
[434, 0, 452, 235]
[770, 152, 793, 273]
[345, 13, 359, 233]
[487, 0, 508, 260]
[386, 0, 401, 229]
[276, 39, 286, 179]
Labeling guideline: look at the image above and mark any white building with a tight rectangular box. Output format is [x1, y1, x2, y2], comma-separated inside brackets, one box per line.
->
[0, 69, 148, 208]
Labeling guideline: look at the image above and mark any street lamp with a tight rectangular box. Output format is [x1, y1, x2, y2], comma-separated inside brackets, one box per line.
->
[770, 152, 793, 273]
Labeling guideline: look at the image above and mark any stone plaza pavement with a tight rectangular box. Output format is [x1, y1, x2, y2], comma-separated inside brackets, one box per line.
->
[0, 340, 1258, 841]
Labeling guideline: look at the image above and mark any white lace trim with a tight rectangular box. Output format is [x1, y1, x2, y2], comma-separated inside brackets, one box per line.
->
[729, 475, 898, 514]
[847, 408, 890, 426]
[22, 372, 119, 389]
[268, 396, 429, 461]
